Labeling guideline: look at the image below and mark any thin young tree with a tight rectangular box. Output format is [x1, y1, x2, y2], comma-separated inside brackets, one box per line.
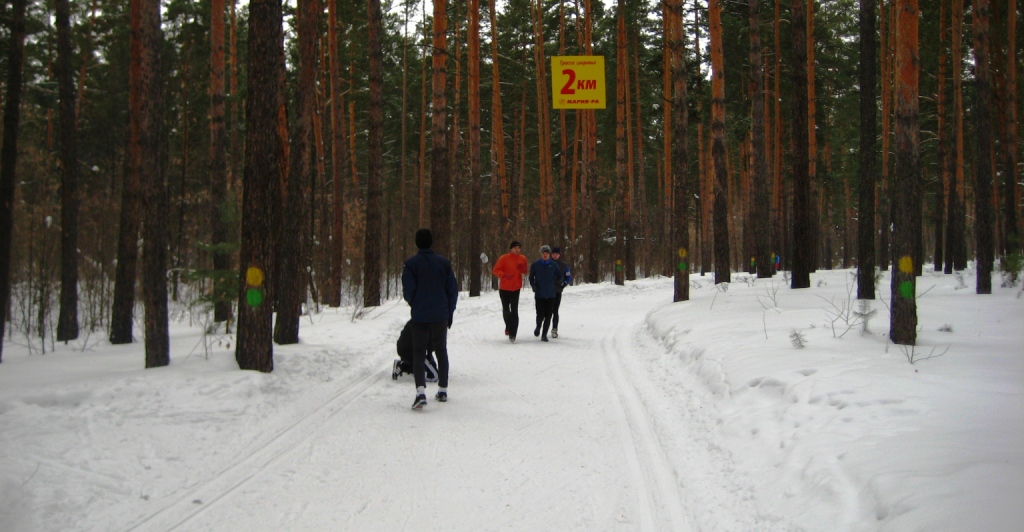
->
[0, 0, 28, 363]
[973, 0, 994, 294]
[749, 0, 770, 279]
[790, 0, 811, 289]
[133, 0, 170, 367]
[363, 0, 383, 307]
[210, 0, 232, 325]
[669, 0, 689, 302]
[276, 0, 318, 344]
[857, 0, 877, 298]
[710, 0, 730, 285]
[890, 0, 920, 345]
[236, 0, 283, 373]
[56, 0, 81, 342]
[430, 0, 451, 255]
[468, 0, 483, 296]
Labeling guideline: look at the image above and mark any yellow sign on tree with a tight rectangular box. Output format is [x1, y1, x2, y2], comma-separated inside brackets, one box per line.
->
[551, 56, 606, 109]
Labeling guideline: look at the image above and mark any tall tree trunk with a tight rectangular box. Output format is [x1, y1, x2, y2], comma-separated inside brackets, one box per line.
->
[0, 0, 28, 363]
[132, 0, 170, 367]
[773, 0, 784, 274]
[430, 0, 451, 255]
[532, 0, 553, 230]
[750, 0, 770, 279]
[56, 0, 80, 342]
[890, 0, 920, 345]
[615, 6, 627, 286]
[858, 0, 878, 298]
[363, 0, 383, 307]
[1001, 0, 1018, 255]
[489, 0, 509, 227]
[468, 0, 483, 296]
[276, 0, 317, 344]
[210, 0, 232, 324]
[790, 0, 811, 288]
[934, 0, 948, 272]
[327, 2, 344, 307]
[879, 0, 892, 271]
[670, 0, 689, 302]
[946, 0, 966, 273]
[236, 0, 283, 373]
[973, 0, 994, 294]
[807, 0, 819, 271]
[710, 0, 730, 285]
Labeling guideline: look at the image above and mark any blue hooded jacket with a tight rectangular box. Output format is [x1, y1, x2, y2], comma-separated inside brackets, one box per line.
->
[529, 258, 559, 299]
[402, 249, 459, 324]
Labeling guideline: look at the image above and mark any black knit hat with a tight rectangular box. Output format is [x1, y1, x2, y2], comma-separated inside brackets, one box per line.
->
[552, 246, 561, 254]
[509, 240, 521, 249]
[415, 228, 433, 249]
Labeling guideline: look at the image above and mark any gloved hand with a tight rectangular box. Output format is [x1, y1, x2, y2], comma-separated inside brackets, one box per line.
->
[448, 315, 453, 329]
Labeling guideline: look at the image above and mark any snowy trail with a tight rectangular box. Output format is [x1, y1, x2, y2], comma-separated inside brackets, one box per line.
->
[144, 283, 699, 531]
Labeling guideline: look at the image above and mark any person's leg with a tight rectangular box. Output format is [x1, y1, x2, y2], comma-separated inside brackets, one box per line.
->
[509, 289, 521, 337]
[552, 293, 562, 329]
[428, 321, 449, 388]
[499, 290, 512, 332]
[540, 298, 553, 337]
[534, 296, 543, 335]
[410, 322, 430, 391]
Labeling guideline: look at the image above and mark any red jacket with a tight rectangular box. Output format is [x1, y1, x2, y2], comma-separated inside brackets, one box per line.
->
[492, 252, 528, 291]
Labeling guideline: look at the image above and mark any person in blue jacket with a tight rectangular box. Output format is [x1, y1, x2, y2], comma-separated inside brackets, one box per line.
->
[528, 245, 559, 342]
[550, 246, 572, 338]
[402, 228, 459, 410]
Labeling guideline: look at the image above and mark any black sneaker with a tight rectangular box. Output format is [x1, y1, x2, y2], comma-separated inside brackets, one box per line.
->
[412, 394, 427, 410]
[534, 326, 540, 337]
[509, 335, 516, 343]
[541, 335, 549, 342]
[392, 359, 402, 380]
[435, 391, 447, 402]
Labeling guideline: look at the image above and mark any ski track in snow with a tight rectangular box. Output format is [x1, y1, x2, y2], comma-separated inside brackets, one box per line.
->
[601, 319, 693, 530]
[120, 368, 381, 531]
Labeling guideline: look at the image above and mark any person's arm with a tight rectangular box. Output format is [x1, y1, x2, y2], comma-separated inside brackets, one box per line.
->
[492, 255, 503, 277]
[446, 267, 458, 327]
[401, 263, 416, 304]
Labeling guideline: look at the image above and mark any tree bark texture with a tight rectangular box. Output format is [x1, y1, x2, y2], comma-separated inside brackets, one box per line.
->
[890, 0, 919, 345]
[236, 0, 283, 373]
[670, 0, 689, 302]
[749, 0, 771, 279]
[710, 0, 731, 285]
[429, 0, 450, 256]
[363, 0, 383, 307]
[790, 0, 811, 289]
[973, 0, 994, 294]
[857, 0, 877, 298]
[276, 0, 318, 344]
[209, 0, 232, 324]
[56, 0, 81, 342]
[468, 0, 482, 296]
[131, 0, 170, 368]
[0, 0, 28, 363]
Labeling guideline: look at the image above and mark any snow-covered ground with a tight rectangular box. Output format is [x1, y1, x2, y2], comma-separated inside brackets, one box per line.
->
[0, 267, 1021, 531]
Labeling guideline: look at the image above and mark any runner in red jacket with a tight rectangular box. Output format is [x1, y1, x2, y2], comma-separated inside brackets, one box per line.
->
[491, 240, 529, 342]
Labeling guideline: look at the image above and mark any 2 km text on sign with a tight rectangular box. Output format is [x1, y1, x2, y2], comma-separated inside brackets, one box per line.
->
[551, 56, 606, 110]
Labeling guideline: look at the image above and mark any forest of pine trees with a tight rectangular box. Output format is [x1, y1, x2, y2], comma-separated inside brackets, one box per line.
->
[0, 0, 1020, 366]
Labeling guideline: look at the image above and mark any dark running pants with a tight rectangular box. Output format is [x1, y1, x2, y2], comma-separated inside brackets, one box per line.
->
[411, 321, 448, 389]
[552, 293, 563, 329]
[499, 289, 521, 337]
[535, 297, 555, 336]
